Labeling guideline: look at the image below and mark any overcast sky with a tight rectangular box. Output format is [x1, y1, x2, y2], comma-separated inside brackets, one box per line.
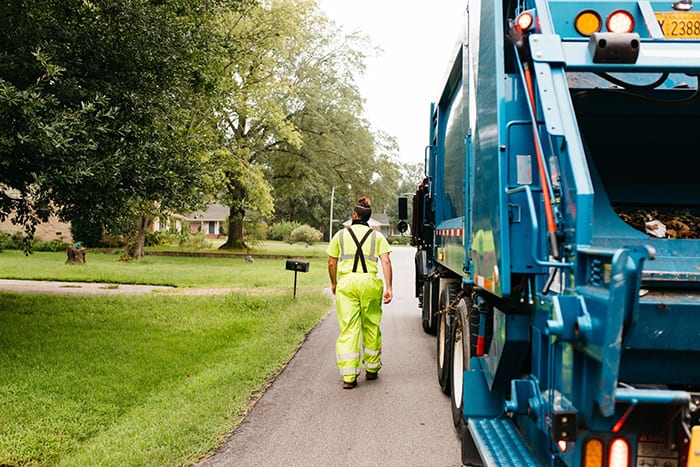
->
[319, 1, 466, 166]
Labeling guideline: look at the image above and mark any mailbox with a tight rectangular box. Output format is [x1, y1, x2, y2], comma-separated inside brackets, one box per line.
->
[285, 260, 310, 273]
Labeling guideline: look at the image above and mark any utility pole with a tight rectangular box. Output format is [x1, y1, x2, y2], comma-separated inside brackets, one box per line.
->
[329, 186, 335, 241]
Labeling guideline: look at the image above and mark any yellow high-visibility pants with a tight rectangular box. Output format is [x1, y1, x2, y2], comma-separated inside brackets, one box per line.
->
[335, 273, 384, 383]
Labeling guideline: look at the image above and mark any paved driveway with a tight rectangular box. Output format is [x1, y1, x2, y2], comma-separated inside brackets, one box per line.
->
[199, 246, 462, 467]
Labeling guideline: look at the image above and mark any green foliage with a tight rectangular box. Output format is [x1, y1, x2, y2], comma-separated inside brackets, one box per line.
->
[269, 221, 302, 242]
[0, 0, 227, 242]
[0, 232, 25, 251]
[388, 236, 411, 246]
[179, 232, 212, 250]
[289, 224, 322, 245]
[32, 238, 69, 252]
[244, 218, 268, 242]
[0, 233, 68, 253]
[70, 217, 104, 248]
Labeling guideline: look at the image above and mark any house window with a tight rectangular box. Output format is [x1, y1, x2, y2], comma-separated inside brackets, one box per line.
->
[208, 222, 216, 235]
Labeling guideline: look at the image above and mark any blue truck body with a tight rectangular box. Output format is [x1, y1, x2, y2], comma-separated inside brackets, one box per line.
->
[403, 0, 700, 465]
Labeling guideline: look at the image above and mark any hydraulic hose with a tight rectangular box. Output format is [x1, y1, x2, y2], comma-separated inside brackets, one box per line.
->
[522, 60, 560, 259]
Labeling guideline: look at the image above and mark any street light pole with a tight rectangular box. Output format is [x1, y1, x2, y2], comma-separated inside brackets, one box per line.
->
[329, 186, 335, 241]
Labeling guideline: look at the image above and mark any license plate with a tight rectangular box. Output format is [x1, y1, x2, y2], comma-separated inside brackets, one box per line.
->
[655, 11, 700, 39]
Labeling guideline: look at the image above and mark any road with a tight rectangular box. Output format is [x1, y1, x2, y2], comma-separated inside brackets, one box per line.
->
[199, 245, 462, 467]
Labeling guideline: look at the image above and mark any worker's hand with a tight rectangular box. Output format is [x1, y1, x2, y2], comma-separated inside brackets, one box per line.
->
[331, 283, 336, 295]
[383, 288, 393, 304]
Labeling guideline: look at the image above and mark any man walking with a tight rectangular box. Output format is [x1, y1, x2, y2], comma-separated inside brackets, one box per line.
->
[327, 196, 393, 389]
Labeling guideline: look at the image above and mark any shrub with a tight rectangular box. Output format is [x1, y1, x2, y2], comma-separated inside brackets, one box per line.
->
[33, 238, 69, 252]
[179, 232, 212, 250]
[145, 230, 175, 247]
[0, 232, 30, 251]
[269, 221, 301, 242]
[0, 231, 9, 251]
[289, 224, 322, 245]
[388, 236, 411, 246]
[244, 219, 268, 241]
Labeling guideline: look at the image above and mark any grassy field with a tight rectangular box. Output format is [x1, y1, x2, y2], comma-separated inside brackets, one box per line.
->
[0, 247, 333, 466]
[147, 239, 330, 259]
[0, 248, 330, 289]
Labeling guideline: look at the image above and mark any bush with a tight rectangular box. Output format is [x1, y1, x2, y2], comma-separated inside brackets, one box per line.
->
[0, 232, 9, 251]
[269, 221, 301, 242]
[0, 231, 29, 251]
[33, 238, 69, 252]
[289, 224, 322, 245]
[388, 236, 411, 246]
[244, 219, 268, 242]
[145, 231, 166, 247]
[179, 232, 212, 250]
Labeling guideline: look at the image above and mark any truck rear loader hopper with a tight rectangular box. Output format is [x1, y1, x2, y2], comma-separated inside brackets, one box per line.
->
[399, 0, 700, 465]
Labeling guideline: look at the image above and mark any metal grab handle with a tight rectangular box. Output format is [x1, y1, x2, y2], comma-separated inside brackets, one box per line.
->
[506, 185, 572, 269]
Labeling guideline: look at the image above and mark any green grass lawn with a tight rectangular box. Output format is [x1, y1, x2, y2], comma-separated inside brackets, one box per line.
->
[0, 249, 330, 289]
[146, 239, 330, 258]
[0, 248, 333, 466]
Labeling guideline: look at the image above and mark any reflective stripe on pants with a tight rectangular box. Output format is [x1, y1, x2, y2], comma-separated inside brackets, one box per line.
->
[335, 272, 383, 382]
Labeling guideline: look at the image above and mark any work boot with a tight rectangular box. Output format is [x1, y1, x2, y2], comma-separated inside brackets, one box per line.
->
[366, 371, 378, 381]
[343, 380, 357, 389]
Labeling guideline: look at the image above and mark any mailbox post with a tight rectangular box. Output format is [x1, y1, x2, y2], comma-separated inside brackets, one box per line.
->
[285, 260, 310, 298]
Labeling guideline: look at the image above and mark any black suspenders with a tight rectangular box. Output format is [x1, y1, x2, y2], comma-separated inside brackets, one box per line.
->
[345, 227, 374, 273]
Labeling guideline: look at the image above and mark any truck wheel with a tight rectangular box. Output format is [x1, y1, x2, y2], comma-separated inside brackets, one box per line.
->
[422, 278, 437, 335]
[437, 280, 458, 395]
[450, 296, 472, 431]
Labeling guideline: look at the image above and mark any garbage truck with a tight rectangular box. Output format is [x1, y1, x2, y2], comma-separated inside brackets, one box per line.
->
[397, 0, 700, 464]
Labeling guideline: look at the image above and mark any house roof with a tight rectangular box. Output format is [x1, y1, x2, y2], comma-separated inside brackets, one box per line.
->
[186, 204, 229, 222]
[372, 213, 390, 225]
[342, 215, 389, 228]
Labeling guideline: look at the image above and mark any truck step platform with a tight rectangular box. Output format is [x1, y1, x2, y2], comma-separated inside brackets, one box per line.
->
[468, 418, 540, 467]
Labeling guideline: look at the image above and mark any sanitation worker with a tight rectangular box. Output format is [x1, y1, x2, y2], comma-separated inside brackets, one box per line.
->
[327, 196, 393, 389]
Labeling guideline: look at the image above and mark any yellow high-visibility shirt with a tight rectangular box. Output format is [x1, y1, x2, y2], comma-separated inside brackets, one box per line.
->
[327, 224, 391, 279]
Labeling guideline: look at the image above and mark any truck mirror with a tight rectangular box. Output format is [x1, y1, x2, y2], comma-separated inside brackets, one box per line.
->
[398, 197, 408, 220]
[397, 220, 408, 234]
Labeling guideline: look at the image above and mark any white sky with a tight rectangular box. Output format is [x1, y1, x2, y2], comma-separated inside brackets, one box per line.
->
[319, 1, 466, 165]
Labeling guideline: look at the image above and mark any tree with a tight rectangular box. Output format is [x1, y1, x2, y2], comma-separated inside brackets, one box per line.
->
[216, 0, 400, 247]
[0, 0, 232, 258]
[214, 0, 312, 249]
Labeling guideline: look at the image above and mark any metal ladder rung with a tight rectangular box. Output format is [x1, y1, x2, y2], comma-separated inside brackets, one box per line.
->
[468, 418, 541, 467]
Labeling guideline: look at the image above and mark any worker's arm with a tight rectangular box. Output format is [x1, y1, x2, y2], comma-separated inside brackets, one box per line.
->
[380, 252, 393, 304]
[327, 256, 338, 295]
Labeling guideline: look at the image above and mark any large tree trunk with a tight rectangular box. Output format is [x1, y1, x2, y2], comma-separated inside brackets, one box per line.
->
[219, 206, 246, 250]
[130, 216, 151, 259]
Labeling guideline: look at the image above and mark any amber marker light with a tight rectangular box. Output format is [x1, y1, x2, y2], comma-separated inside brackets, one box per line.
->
[583, 438, 603, 467]
[574, 10, 602, 36]
[607, 10, 635, 33]
[517, 12, 534, 30]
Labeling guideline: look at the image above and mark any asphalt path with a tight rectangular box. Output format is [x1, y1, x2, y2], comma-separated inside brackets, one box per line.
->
[199, 245, 462, 467]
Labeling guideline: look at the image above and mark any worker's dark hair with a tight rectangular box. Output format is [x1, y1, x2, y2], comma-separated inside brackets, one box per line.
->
[354, 196, 372, 221]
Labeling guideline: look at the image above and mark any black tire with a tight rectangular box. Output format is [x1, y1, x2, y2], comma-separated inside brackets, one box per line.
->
[421, 278, 437, 335]
[437, 280, 459, 395]
[462, 426, 484, 466]
[456, 293, 487, 467]
[450, 296, 472, 431]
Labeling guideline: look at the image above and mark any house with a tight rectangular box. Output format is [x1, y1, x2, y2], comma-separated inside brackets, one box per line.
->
[342, 213, 391, 237]
[186, 204, 228, 238]
[150, 213, 188, 234]
[0, 214, 73, 243]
